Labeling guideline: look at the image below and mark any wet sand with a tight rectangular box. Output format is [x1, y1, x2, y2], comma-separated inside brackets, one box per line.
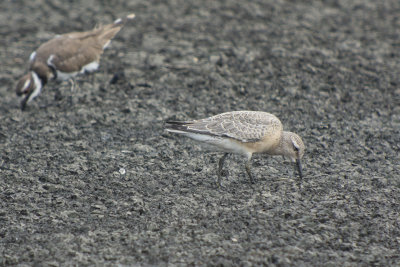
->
[0, 0, 399, 265]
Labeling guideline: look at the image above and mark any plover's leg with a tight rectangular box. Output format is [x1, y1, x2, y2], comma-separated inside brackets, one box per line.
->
[67, 78, 81, 106]
[68, 78, 77, 92]
[65, 79, 74, 106]
[245, 153, 255, 184]
[217, 153, 229, 187]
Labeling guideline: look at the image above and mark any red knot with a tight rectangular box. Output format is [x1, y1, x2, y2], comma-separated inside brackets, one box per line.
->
[165, 111, 305, 186]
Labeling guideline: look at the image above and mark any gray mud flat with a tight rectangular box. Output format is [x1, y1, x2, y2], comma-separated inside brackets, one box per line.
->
[1, 0, 399, 266]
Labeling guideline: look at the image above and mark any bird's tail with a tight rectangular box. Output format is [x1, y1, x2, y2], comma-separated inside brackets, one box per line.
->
[164, 120, 193, 134]
[112, 13, 136, 26]
[99, 13, 135, 48]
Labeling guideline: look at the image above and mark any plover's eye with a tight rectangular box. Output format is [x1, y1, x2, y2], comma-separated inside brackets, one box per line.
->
[293, 145, 299, 152]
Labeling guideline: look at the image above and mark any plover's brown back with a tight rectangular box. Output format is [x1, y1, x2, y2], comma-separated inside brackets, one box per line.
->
[15, 13, 135, 110]
[32, 13, 136, 76]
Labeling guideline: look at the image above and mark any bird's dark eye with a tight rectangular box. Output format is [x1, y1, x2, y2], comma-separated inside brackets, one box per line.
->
[293, 144, 299, 152]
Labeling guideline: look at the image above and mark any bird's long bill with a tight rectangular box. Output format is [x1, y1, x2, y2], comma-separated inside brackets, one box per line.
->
[295, 159, 303, 179]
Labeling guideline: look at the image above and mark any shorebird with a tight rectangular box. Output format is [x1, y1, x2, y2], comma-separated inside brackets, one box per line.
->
[15, 13, 135, 110]
[165, 111, 305, 186]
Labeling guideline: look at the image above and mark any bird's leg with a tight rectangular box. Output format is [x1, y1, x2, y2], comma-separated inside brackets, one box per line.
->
[217, 153, 229, 187]
[245, 153, 255, 184]
[68, 78, 77, 92]
[67, 78, 80, 106]
[90, 72, 96, 84]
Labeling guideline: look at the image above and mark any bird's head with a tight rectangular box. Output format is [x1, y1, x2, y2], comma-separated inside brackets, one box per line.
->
[15, 71, 43, 110]
[281, 132, 305, 179]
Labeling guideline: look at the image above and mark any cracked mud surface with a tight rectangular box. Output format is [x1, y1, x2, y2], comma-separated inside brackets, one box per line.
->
[0, 0, 399, 265]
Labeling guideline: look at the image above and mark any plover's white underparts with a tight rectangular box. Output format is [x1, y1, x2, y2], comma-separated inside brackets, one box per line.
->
[15, 13, 135, 110]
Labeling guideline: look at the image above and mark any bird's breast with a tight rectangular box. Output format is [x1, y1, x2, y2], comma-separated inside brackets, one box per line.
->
[241, 132, 281, 154]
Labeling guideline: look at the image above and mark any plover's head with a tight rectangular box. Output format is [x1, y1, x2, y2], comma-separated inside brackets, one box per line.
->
[15, 71, 43, 110]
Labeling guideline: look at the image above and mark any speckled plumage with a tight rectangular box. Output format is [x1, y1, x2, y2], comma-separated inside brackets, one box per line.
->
[165, 111, 305, 186]
[178, 111, 282, 142]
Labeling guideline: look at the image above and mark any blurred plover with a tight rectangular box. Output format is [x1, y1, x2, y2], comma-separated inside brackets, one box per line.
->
[165, 111, 305, 186]
[15, 13, 135, 110]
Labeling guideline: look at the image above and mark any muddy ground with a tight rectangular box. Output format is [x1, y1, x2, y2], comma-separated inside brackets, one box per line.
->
[0, 0, 399, 266]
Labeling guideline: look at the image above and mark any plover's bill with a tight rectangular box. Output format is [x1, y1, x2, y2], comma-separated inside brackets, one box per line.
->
[15, 13, 136, 110]
[165, 111, 305, 186]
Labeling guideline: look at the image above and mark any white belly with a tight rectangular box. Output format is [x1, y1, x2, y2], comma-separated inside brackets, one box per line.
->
[81, 61, 99, 73]
[56, 70, 78, 80]
[182, 132, 250, 155]
[55, 61, 99, 81]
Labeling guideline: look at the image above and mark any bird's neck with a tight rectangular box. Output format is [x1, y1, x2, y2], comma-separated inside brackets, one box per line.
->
[31, 62, 51, 86]
[271, 132, 291, 156]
